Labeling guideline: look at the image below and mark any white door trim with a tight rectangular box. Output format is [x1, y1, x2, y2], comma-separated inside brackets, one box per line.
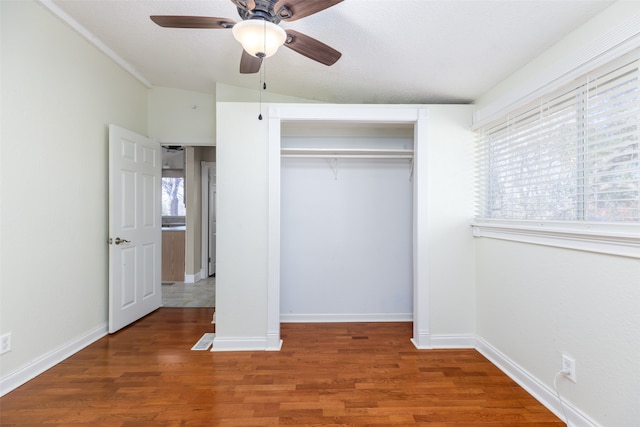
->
[201, 162, 216, 278]
[266, 105, 430, 350]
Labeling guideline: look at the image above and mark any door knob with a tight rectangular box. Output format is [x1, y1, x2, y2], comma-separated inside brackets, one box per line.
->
[109, 237, 130, 245]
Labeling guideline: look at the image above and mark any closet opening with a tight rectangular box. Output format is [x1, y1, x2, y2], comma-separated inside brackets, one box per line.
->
[265, 106, 430, 351]
[279, 122, 414, 324]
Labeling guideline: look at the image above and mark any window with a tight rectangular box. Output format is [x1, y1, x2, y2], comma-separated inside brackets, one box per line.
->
[475, 50, 640, 224]
[162, 176, 185, 216]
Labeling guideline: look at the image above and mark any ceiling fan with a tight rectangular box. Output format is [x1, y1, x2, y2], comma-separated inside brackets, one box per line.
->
[150, 0, 343, 74]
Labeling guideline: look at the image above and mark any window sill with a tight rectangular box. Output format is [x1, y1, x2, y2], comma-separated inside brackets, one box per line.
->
[471, 221, 640, 259]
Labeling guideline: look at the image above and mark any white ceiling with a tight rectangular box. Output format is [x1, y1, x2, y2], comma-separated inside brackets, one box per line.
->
[48, 0, 615, 104]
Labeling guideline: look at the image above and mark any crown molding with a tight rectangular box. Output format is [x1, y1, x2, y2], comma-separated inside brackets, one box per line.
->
[38, 0, 152, 88]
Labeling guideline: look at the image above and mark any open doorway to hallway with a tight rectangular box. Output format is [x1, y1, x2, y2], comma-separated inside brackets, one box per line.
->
[161, 145, 216, 308]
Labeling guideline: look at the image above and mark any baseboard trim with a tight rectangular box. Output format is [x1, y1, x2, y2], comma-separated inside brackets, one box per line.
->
[265, 331, 283, 351]
[475, 337, 598, 427]
[410, 329, 431, 349]
[184, 271, 203, 284]
[0, 323, 108, 397]
[431, 334, 476, 348]
[280, 313, 413, 323]
[211, 336, 268, 352]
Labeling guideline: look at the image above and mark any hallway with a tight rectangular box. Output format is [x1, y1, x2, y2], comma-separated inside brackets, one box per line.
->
[162, 276, 215, 307]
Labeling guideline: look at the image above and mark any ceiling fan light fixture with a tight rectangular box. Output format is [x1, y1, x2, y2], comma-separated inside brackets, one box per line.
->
[232, 19, 286, 58]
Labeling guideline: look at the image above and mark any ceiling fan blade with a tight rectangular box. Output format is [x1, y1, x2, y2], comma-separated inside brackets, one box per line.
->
[274, 0, 343, 21]
[240, 50, 263, 74]
[284, 30, 341, 66]
[150, 16, 235, 29]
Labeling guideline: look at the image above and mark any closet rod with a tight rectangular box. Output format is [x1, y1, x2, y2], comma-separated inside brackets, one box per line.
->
[281, 154, 414, 159]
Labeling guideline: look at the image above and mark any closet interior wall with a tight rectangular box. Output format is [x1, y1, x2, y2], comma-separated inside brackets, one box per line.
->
[280, 123, 415, 322]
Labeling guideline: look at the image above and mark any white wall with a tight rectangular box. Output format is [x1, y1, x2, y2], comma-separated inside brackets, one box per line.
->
[476, 240, 640, 425]
[215, 103, 475, 347]
[473, 2, 640, 425]
[0, 0, 148, 388]
[425, 107, 476, 335]
[280, 135, 414, 321]
[148, 86, 215, 145]
[184, 147, 202, 279]
[216, 82, 322, 104]
[215, 103, 271, 341]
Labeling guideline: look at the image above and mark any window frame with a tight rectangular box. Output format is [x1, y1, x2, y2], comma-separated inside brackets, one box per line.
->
[473, 51, 640, 259]
[471, 220, 639, 258]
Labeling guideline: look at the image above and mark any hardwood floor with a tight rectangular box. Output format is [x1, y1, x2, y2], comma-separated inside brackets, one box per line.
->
[0, 309, 563, 426]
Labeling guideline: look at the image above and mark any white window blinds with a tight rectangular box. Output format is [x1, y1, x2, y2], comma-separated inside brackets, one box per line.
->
[475, 50, 640, 223]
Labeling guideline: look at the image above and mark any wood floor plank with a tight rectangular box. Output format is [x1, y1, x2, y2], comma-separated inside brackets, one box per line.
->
[0, 308, 563, 426]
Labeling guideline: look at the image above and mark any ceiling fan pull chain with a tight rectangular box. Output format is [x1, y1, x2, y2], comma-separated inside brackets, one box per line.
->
[258, 62, 264, 120]
[259, 71, 268, 120]
[258, 83, 263, 121]
[258, 19, 267, 120]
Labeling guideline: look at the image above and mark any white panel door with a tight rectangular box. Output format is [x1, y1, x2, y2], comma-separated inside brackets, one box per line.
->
[108, 124, 162, 333]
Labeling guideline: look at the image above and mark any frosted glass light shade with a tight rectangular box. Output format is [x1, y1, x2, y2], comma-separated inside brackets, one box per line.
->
[232, 20, 287, 58]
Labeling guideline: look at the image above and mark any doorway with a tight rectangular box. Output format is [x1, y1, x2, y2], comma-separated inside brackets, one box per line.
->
[161, 145, 216, 308]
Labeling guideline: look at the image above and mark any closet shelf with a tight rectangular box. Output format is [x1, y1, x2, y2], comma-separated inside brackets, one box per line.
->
[281, 148, 414, 159]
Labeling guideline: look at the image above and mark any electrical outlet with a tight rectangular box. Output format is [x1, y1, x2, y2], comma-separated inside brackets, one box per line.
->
[561, 353, 576, 383]
[0, 333, 11, 355]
